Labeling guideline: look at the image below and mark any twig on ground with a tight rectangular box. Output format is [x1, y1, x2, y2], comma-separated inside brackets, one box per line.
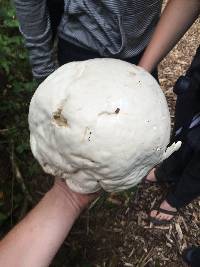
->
[86, 211, 90, 235]
[13, 161, 33, 203]
[88, 195, 101, 210]
[0, 127, 16, 134]
[180, 216, 189, 233]
[175, 223, 183, 241]
[136, 247, 154, 267]
[10, 144, 33, 203]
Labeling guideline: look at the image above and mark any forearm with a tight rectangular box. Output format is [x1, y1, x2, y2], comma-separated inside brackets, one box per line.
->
[139, 0, 200, 72]
[14, 0, 57, 80]
[0, 180, 85, 267]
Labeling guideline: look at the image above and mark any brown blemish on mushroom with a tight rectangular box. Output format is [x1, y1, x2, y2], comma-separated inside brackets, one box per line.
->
[52, 108, 68, 127]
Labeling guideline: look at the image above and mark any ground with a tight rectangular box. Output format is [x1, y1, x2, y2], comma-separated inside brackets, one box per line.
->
[1, 7, 200, 267]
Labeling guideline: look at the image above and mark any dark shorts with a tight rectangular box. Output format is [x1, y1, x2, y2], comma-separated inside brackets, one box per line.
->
[57, 38, 158, 80]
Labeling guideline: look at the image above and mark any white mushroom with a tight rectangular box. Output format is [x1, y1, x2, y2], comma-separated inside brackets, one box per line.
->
[29, 58, 181, 194]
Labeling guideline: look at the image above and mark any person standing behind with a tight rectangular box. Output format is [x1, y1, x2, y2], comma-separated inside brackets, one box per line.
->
[138, 0, 200, 224]
[14, 0, 163, 82]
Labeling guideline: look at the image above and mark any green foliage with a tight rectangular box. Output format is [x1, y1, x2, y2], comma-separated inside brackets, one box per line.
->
[0, 0, 36, 158]
[0, 2, 25, 76]
[0, 0, 38, 228]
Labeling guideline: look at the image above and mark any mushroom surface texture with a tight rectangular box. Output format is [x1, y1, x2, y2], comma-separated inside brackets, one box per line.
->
[29, 58, 181, 193]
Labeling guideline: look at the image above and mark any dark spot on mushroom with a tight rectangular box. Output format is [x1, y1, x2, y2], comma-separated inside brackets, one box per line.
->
[52, 108, 68, 127]
[115, 108, 120, 114]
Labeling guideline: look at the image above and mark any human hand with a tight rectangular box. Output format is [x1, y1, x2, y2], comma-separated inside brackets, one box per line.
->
[53, 177, 99, 214]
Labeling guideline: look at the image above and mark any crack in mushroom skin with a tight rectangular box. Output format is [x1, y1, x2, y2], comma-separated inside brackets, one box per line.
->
[98, 108, 120, 116]
[71, 153, 99, 165]
[52, 108, 68, 127]
[82, 126, 90, 142]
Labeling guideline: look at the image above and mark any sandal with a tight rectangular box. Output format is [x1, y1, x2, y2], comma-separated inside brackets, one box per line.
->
[149, 207, 178, 225]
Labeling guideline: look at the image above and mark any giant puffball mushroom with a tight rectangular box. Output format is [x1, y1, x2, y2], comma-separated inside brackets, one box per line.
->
[29, 59, 181, 194]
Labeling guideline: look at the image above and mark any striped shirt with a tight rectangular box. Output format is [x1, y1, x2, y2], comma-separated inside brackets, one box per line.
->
[14, 0, 163, 80]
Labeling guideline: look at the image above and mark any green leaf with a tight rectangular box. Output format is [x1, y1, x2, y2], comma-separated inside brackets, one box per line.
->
[4, 18, 19, 28]
[1, 60, 10, 74]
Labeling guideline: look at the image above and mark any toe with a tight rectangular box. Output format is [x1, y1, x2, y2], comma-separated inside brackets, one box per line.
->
[150, 209, 158, 218]
[156, 211, 174, 222]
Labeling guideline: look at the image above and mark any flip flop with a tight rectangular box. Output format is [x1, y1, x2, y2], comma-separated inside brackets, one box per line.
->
[143, 177, 157, 185]
[149, 207, 177, 225]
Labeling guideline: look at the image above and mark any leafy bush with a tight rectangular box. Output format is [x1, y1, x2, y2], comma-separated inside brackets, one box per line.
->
[0, 0, 38, 230]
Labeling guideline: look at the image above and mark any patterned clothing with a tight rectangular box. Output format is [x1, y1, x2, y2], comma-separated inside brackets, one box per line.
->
[14, 0, 162, 80]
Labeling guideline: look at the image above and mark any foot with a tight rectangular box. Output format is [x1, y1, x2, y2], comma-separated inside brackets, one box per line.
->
[145, 168, 157, 183]
[150, 199, 177, 223]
